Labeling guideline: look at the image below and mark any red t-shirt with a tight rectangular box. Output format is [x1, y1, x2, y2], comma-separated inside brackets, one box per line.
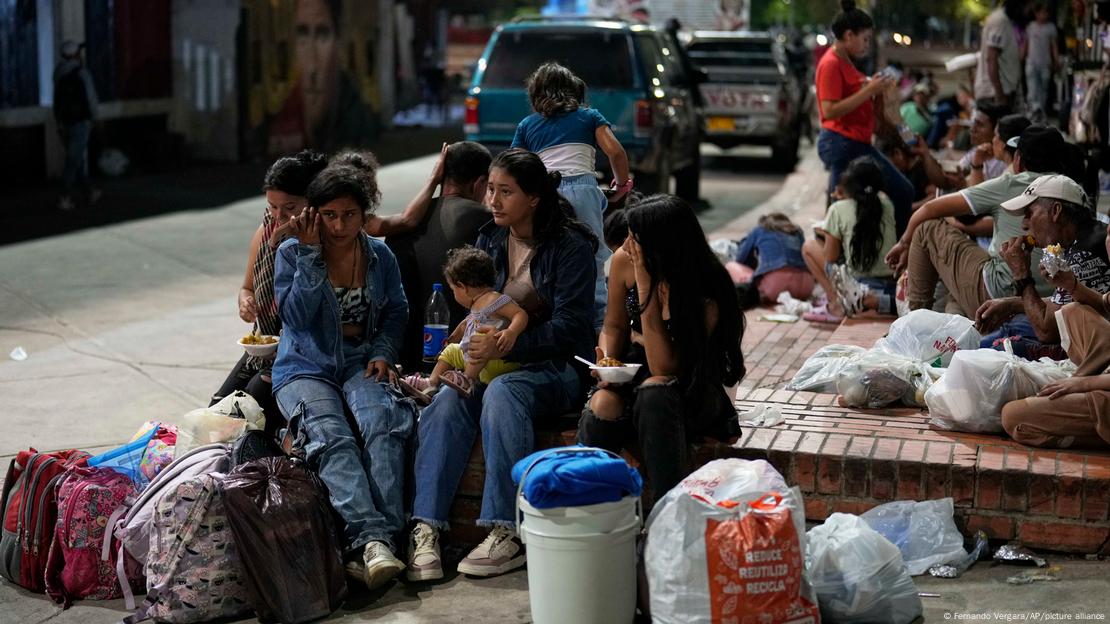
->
[815, 48, 874, 144]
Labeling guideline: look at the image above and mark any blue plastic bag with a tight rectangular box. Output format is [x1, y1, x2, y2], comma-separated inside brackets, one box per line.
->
[87, 426, 158, 487]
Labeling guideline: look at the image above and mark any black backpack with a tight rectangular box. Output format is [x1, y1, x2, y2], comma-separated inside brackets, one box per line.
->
[54, 68, 91, 124]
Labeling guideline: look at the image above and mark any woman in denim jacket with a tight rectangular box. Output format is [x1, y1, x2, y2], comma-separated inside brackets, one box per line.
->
[406, 149, 597, 582]
[271, 160, 414, 590]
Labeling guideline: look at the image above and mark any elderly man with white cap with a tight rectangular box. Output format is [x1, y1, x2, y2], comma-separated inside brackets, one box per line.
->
[994, 176, 1110, 449]
[53, 40, 99, 211]
[975, 173, 1110, 357]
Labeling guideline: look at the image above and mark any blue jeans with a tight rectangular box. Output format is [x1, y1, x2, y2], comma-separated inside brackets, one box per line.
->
[980, 313, 1067, 360]
[817, 129, 915, 238]
[60, 120, 92, 196]
[1026, 64, 1051, 114]
[559, 173, 609, 329]
[412, 362, 580, 529]
[275, 342, 415, 553]
[858, 277, 897, 315]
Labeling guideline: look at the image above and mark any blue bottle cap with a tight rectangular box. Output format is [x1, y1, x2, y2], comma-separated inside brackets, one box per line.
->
[432, 283, 443, 291]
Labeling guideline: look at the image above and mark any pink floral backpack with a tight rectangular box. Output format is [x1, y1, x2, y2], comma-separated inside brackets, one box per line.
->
[44, 466, 144, 607]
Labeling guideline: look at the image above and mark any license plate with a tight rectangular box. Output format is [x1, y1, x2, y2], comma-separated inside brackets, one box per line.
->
[707, 116, 735, 131]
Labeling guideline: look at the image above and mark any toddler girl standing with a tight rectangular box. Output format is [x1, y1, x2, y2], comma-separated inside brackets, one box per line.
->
[512, 62, 631, 329]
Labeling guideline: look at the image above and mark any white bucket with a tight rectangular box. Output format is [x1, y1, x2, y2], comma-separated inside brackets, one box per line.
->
[515, 448, 642, 624]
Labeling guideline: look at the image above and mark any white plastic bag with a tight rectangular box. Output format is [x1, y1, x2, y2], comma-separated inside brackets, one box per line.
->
[645, 460, 819, 624]
[859, 498, 967, 576]
[872, 309, 981, 367]
[175, 391, 265, 455]
[786, 344, 867, 393]
[709, 238, 739, 265]
[806, 513, 923, 624]
[925, 347, 1076, 433]
[835, 351, 941, 408]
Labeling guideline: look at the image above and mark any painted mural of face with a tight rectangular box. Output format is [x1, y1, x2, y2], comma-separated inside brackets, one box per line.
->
[294, 0, 339, 143]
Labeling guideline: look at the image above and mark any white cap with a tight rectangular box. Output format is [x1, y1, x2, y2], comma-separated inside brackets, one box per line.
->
[1000, 174, 1089, 213]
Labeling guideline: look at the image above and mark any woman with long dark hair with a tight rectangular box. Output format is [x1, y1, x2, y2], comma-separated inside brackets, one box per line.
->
[210, 150, 328, 432]
[802, 156, 898, 321]
[272, 159, 414, 590]
[407, 149, 597, 581]
[578, 194, 745, 503]
[816, 0, 914, 235]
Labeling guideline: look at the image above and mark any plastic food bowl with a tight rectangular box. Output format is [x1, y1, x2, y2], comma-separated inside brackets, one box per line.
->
[237, 335, 279, 357]
[592, 363, 642, 384]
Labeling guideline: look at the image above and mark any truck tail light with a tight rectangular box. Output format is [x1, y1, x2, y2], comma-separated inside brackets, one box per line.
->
[634, 99, 652, 138]
[464, 97, 479, 134]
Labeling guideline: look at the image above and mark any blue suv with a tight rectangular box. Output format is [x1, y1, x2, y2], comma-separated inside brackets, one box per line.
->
[464, 17, 702, 200]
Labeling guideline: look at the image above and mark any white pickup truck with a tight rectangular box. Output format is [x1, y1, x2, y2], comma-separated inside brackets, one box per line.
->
[686, 31, 803, 170]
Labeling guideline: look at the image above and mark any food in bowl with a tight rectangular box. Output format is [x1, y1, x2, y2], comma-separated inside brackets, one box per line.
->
[591, 362, 642, 384]
[240, 333, 278, 345]
[596, 356, 624, 367]
[237, 333, 280, 357]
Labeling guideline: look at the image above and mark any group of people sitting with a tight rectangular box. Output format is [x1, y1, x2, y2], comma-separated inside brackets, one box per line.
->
[808, 0, 1110, 446]
[206, 60, 745, 593]
[728, 0, 1110, 453]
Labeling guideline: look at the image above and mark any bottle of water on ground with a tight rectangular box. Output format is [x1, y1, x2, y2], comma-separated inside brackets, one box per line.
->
[423, 283, 450, 363]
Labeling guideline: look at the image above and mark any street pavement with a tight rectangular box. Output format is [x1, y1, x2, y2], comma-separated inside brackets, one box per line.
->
[2, 143, 1107, 622]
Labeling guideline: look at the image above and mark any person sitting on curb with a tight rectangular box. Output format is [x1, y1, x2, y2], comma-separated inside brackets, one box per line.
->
[975, 175, 1110, 359]
[883, 125, 1069, 318]
[577, 194, 745, 505]
[801, 157, 899, 322]
[272, 160, 415, 590]
[365, 141, 493, 371]
[406, 149, 597, 582]
[1000, 222, 1110, 449]
[944, 113, 1030, 243]
[955, 104, 1009, 188]
[211, 150, 328, 434]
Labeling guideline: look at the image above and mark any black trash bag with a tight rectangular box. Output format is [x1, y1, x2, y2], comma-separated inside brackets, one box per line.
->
[222, 457, 346, 623]
[231, 429, 285, 467]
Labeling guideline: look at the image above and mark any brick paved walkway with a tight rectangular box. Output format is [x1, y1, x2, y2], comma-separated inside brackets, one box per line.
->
[730, 313, 1110, 555]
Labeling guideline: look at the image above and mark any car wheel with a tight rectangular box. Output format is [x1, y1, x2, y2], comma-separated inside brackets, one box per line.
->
[674, 148, 701, 202]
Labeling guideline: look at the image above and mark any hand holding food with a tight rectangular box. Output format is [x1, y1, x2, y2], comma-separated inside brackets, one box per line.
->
[238, 289, 259, 323]
[1039, 241, 1069, 278]
[1000, 235, 1033, 277]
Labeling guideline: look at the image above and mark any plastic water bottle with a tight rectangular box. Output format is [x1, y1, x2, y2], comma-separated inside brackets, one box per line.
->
[423, 283, 450, 362]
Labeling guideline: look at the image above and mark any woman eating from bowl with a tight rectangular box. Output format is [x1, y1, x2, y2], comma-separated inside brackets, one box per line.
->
[577, 194, 746, 504]
[211, 150, 328, 432]
[406, 149, 597, 582]
[271, 158, 414, 590]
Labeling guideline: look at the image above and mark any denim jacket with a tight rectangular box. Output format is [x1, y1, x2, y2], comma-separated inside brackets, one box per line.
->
[271, 233, 408, 393]
[735, 226, 807, 278]
[476, 222, 595, 366]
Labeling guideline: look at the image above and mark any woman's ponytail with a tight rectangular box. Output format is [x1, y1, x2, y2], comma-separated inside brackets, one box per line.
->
[840, 157, 886, 273]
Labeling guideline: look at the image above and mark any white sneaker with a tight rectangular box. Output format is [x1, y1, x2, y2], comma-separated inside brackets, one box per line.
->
[456, 525, 526, 577]
[828, 264, 870, 317]
[407, 522, 444, 582]
[362, 540, 404, 590]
